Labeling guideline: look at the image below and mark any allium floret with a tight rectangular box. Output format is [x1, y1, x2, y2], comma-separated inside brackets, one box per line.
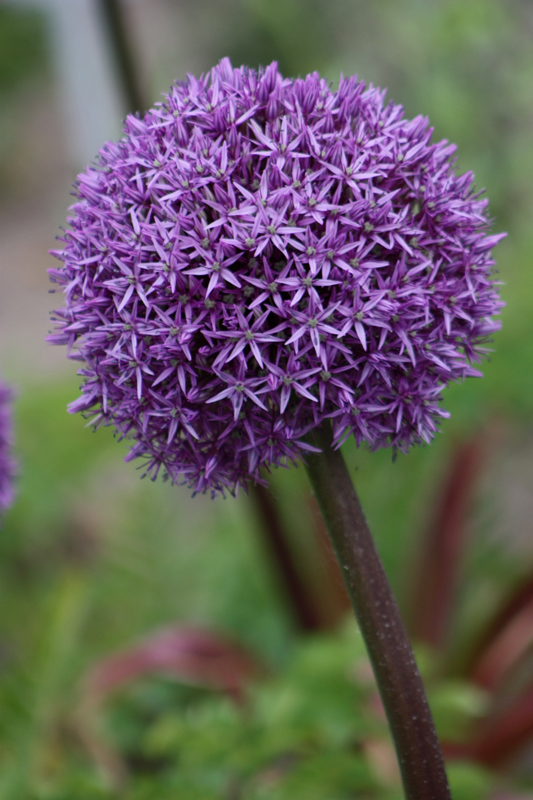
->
[48, 58, 504, 494]
[0, 381, 15, 512]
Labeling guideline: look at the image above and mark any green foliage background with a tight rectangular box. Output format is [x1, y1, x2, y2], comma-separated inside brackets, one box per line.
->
[1, 0, 533, 797]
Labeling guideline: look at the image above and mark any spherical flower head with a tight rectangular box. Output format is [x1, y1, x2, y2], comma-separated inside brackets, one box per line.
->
[48, 58, 504, 495]
[0, 381, 16, 512]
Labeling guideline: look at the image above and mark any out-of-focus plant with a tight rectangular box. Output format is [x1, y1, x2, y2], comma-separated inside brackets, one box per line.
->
[414, 431, 533, 773]
[68, 622, 493, 800]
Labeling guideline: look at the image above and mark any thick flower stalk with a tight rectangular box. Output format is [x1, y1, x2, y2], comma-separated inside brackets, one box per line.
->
[0, 380, 15, 513]
[48, 59, 503, 496]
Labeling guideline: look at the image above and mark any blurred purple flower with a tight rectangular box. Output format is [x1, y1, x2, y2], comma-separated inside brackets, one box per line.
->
[0, 381, 15, 512]
[48, 59, 504, 495]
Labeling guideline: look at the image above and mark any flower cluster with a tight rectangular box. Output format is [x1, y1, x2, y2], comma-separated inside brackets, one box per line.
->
[48, 59, 503, 494]
[0, 381, 15, 512]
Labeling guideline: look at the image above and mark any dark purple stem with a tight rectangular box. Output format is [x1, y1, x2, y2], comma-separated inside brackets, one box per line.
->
[304, 423, 451, 800]
[250, 483, 323, 632]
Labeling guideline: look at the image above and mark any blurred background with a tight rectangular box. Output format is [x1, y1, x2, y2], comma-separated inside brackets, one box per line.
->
[1, 0, 533, 797]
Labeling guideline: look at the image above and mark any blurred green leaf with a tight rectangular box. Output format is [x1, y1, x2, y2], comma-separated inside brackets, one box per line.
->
[0, 7, 48, 93]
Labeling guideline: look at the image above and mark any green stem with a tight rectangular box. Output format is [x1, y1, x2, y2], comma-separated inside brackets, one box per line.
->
[304, 423, 451, 800]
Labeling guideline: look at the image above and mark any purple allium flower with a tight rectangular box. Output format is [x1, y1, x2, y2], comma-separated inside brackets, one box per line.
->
[48, 59, 504, 495]
[0, 381, 15, 512]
